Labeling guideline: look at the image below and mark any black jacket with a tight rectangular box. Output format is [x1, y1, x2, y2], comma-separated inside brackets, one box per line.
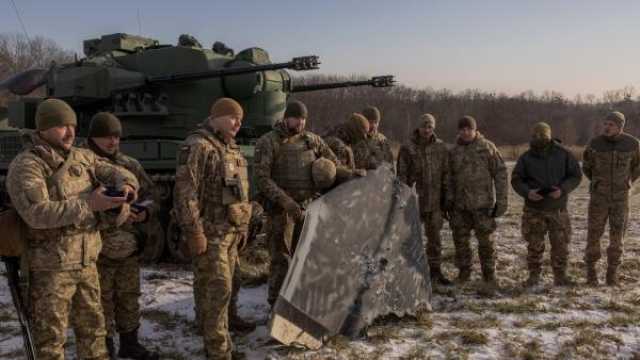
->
[511, 141, 582, 210]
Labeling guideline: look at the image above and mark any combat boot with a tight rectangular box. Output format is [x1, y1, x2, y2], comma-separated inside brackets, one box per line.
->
[553, 270, 576, 287]
[106, 336, 116, 360]
[606, 265, 619, 286]
[457, 268, 471, 283]
[586, 264, 599, 286]
[118, 328, 159, 360]
[524, 271, 541, 288]
[430, 266, 453, 286]
[229, 313, 257, 334]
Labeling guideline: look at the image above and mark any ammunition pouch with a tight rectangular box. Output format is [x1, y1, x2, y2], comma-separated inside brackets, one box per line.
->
[0, 208, 26, 258]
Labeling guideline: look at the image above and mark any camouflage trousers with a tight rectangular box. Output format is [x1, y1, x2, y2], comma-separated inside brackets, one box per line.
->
[422, 211, 444, 270]
[29, 265, 108, 360]
[192, 231, 240, 360]
[450, 209, 496, 274]
[97, 254, 141, 337]
[585, 197, 629, 268]
[267, 209, 303, 306]
[521, 206, 571, 275]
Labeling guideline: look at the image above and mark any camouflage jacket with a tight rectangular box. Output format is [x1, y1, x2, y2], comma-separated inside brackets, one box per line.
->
[353, 131, 395, 171]
[323, 124, 360, 170]
[173, 125, 250, 238]
[86, 142, 156, 259]
[255, 122, 339, 207]
[6, 131, 139, 271]
[447, 132, 508, 211]
[397, 131, 449, 213]
[583, 133, 640, 202]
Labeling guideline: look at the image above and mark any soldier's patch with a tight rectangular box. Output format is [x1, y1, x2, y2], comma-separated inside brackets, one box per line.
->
[177, 146, 190, 165]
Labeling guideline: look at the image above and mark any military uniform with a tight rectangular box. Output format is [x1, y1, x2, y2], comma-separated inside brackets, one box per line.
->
[7, 127, 139, 360]
[354, 106, 394, 171]
[397, 125, 449, 283]
[174, 114, 250, 359]
[583, 115, 640, 285]
[324, 113, 370, 170]
[511, 123, 582, 286]
[255, 121, 342, 306]
[447, 128, 508, 282]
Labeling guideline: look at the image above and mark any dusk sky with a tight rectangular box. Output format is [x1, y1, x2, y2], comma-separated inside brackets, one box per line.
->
[1, 0, 638, 98]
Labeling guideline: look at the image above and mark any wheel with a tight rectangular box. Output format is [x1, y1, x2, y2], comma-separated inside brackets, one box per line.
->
[166, 216, 191, 264]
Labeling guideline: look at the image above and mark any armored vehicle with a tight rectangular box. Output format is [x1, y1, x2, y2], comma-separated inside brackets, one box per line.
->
[0, 33, 394, 262]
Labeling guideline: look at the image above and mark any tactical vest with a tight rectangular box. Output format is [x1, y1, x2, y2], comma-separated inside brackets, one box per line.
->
[193, 130, 251, 234]
[271, 134, 318, 201]
[27, 147, 101, 271]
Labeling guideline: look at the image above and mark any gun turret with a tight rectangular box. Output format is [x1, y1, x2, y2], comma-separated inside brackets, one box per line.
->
[148, 56, 319, 83]
[291, 75, 394, 93]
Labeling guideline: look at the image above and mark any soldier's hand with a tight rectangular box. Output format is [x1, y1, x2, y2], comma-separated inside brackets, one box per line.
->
[188, 232, 208, 256]
[127, 209, 148, 224]
[121, 185, 138, 203]
[282, 198, 304, 220]
[89, 186, 128, 212]
[353, 169, 367, 177]
[549, 186, 562, 199]
[528, 189, 544, 201]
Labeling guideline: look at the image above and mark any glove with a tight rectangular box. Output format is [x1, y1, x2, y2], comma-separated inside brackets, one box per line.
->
[492, 202, 508, 218]
[282, 197, 304, 220]
[353, 169, 367, 177]
[188, 232, 208, 256]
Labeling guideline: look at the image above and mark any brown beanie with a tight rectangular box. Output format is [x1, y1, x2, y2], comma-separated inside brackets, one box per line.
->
[458, 115, 477, 130]
[284, 100, 308, 119]
[210, 97, 244, 120]
[347, 113, 369, 135]
[89, 112, 122, 138]
[362, 106, 381, 122]
[606, 111, 625, 128]
[36, 98, 77, 131]
[421, 113, 436, 128]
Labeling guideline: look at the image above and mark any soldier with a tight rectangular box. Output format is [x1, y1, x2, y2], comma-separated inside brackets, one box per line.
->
[511, 122, 582, 287]
[173, 97, 253, 360]
[6, 98, 139, 360]
[255, 100, 354, 307]
[353, 106, 395, 170]
[446, 115, 508, 285]
[323, 112, 370, 170]
[85, 112, 159, 359]
[583, 111, 640, 286]
[397, 113, 452, 285]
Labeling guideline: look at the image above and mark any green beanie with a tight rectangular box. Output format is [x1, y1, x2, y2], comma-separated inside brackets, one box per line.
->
[284, 100, 308, 119]
[362, 106, 381, 122]
[605, 111, 625, 128]
[89, 112, 122, 138]
[532, 122, 552, 140]
[36, 98, 77, 131]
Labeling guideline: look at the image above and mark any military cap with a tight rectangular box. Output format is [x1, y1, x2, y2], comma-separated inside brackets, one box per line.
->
[532, 122, 552, 140]
[312, 157, 336, 189]
[210, 97, 244, 120]
[458, 115, 477, 130]
[347, 113, 369, 135]
[284, 100, 308, 119]
[362, 106, 381, 122]
[89, 112, 122, 138]
[605, 111, 625, 128]
[35, 98, 77, 131]
[421, 113, 436, 128]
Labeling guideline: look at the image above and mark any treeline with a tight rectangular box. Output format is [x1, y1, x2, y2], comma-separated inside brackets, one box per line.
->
[293, 75, 640, 146]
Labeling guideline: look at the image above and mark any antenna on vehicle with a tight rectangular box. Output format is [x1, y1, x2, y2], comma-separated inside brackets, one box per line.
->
[8, 0, 31, 42]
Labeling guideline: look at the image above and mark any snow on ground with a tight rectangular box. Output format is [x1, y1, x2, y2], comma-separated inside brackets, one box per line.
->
[3, 164, 640, 359]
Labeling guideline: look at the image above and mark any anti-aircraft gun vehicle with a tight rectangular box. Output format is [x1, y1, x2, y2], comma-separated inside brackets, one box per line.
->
[0, 33, 395, 262]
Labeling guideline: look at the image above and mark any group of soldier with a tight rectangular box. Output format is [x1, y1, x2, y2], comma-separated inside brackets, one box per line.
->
[398, 110, 640, 291]
[5, 94, 639, 360]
